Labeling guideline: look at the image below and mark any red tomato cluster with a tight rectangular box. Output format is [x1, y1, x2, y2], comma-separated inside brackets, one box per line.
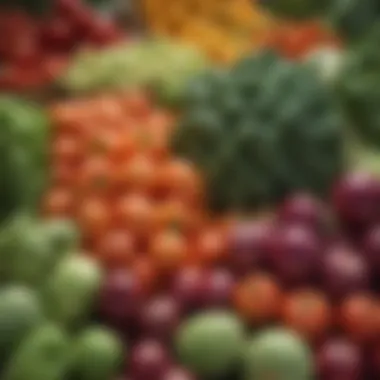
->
[0, 0, 124, 91]
[45, 92, 230, 288]
[232, 272, 380, 346]
[265, 21, 341, 59]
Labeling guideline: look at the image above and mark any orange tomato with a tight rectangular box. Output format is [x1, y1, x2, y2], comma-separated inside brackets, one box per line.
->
[42, 187, 73, 217]
[152, 199, 203, 235]
[95, 229, 136, 269]
[77, 197, 111, 236]
[51, 160, 77, 186]
[115, 193, 154, 235]
[339, 293, 379, 343]
[150, 229, 188, 274]
[118, 154, 156, 194]
[282, 289, 331, 341]
[77, 156, 114, 194]
[121, 90, 152, 118]
[156, 159, 202, 204]
[193, 225, 227, 266]
[133, 256, 158, 294]
[52, 134, 83, 163]
[233, 273, 282, 324]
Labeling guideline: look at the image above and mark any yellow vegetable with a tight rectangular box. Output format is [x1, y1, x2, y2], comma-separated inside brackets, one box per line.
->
[139, 0, 274, 63]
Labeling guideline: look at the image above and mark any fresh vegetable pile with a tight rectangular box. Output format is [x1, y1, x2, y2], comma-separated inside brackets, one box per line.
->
[0, 0, 123, 92]
[4, 0, 380, 379]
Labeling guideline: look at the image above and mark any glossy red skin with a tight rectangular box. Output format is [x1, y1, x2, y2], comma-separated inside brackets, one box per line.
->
[278, 193, 327, 232]
[161, 366, 197, 380]
[129, 340, 171, 380]
[317, 338, 364, 380]
[227, 220, 273, 274]
[266, 224, 321, 286]
[0, 1, 123, 91]
[98, 270, 145, 329]
[321, 246, 369, 300]
[338, 293, 378, 344]
[201, 268, 234, 308]
[170, 267, 206, 312]
[332, 172, 380, 228]
[138, 295, 181, 343]
[362, 225, 380, 275]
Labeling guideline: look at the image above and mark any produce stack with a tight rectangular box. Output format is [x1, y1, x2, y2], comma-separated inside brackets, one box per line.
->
[0, 0, 124, 92]
[3, 0, 380, 380]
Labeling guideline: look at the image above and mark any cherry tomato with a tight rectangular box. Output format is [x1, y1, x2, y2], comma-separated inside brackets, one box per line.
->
[156, 159, 202, 204]
[133, 256, 158, 294]
[282, 289, 331, 341]
[150, 230, 188, 274]
[77, 197, 110, 236]
[115, 193, 154, 235]
[122, 91, 152, 118]
[95, 229, 135, 269]
[39, 17, 76, 51]
[52, 134, 83, 163]
[42, 187, 74, 217]
[77, 156, 114, 194]
[193, 225, 227, 266]
[151, 199, 203, 235]
[117, 154, 156, 194]
[233, 273, 282, 324]
[339, 293, 379, 343]
[51, 160, 77, 185]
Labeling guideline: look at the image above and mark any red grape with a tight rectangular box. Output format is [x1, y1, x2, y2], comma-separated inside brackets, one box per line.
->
[161, 366, 197, 380]
[227, 220, 273, 274]
[321, 245, 369, 300]
[129, 340, 171, 380]
[317, 338, 363, 380]
[266, 224, 321, 285]
[98, 270, 145, 328]
[202, 269, 234, 308]
[362, 225, 380, 275]
[332, 172, 380, 227]
[278, 193, 326, 231]
[171, 267, 205, 312]
[138, 295, 181, 342]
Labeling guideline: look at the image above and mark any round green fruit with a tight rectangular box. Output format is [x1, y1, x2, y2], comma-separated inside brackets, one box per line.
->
[175, 311, 245, 377]
[243, 328, 313, 380]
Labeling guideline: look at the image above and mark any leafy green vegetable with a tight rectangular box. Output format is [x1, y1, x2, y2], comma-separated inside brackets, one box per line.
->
[328, 0, 380, 41]
[336, 25, 380, 147]
[172, 50, 345, 213]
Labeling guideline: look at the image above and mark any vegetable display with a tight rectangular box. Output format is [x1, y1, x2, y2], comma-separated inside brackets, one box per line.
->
[172, 50, 345, 212]
[60, 39, 209, 106]
[4, 1, 380, 380]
